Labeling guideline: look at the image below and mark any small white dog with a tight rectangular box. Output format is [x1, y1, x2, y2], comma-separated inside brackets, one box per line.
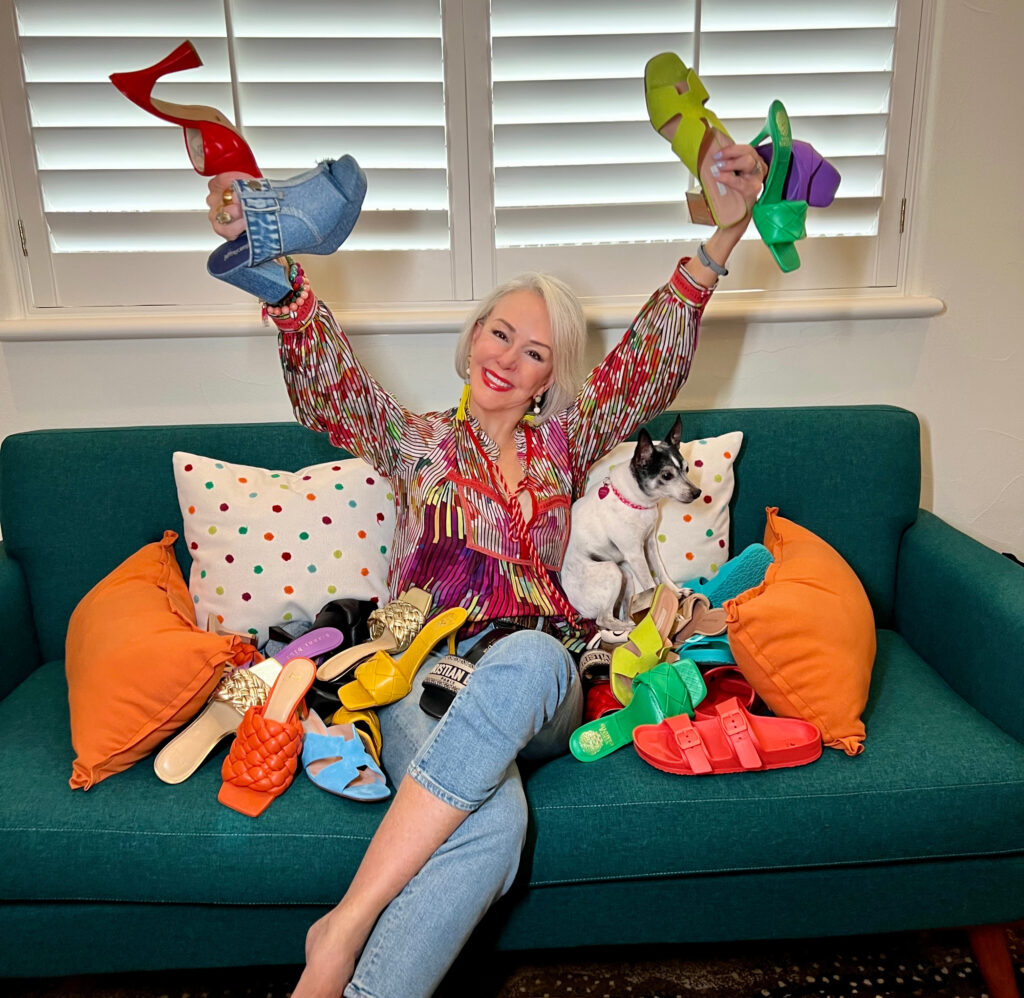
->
[560, 417, 701, 632]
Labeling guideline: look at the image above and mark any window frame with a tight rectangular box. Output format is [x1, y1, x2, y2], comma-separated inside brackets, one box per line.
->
[0, 0, 941, 340]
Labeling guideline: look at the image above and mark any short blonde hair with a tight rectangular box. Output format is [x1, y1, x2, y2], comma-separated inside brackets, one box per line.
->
[454, 273, 586, 426]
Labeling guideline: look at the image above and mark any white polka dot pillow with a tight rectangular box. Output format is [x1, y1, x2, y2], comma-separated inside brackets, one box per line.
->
[173, 452, 394, 644]
[582, 430, 742, 586]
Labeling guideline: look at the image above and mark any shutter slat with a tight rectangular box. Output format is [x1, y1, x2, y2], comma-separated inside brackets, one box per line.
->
[41, 169, 448, 212]
[16, 0, 223, 36]
[496, 198, 881, 249]
[32, 126, 447, 171]
[495, 117, 888, 166]
[47, 209, 449, 253]
[493, 73, 892, 124]
[27, 82, 445, 127]
[496, 157, 880, 207]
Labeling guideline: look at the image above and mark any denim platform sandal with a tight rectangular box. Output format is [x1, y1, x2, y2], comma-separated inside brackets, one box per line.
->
[207, 155, 367, 302]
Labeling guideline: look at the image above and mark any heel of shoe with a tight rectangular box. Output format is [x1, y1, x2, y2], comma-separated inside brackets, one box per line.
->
[109, 40, 202, 112]
[207, 237, 291, 302]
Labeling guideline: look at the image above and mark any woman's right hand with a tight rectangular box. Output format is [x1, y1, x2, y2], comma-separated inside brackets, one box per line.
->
[206, 172, 254, 241]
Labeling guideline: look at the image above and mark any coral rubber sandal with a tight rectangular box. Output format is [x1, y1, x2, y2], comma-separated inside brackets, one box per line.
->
[218, 657, 316, 817]
[645, 52, 748, 228]
[570, 660, 706, 762]
[610, 583, 679, 705]
[694, 666, 758, 718]
[301, 712, 389, 802]
[633, 695, 822, 775]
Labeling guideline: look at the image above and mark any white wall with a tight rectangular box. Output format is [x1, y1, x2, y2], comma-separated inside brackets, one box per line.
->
[1, 1, 1022, 557]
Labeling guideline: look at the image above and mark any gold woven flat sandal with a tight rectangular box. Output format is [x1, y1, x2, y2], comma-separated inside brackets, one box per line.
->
[153, 660, 281, 784]
[316, 587, 432, 681]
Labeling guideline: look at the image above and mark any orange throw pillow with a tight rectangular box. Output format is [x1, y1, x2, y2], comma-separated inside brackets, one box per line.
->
[724, 508, 875, 755]
[66, 531, 258, 790]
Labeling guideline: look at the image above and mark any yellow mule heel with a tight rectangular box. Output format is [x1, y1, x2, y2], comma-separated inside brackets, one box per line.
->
[339, 607, 470, 710]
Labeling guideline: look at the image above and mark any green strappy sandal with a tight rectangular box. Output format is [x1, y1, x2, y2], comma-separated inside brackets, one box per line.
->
[751, 100, 808, 272]
[569, 659, 707, 762]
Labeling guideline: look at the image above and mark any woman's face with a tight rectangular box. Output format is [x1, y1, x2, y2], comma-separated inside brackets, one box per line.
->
[469, 290, 555, 422]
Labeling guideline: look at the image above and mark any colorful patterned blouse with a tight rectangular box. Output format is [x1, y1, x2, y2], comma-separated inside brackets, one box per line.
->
[274, 259, 713, 648]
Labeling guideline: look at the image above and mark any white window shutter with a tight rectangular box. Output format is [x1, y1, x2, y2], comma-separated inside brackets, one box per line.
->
[487, 0, 914, 298]
[2, 0, 924, 314]
[10, 0, 454, 308]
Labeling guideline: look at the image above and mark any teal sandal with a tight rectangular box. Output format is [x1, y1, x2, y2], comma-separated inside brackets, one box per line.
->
[570, 659, 707, 762]
[751, 100, 808, 272]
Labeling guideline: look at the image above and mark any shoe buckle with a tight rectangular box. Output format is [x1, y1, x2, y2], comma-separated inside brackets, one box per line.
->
[674, 724, 702, 751]
[719, 706, 749, 736]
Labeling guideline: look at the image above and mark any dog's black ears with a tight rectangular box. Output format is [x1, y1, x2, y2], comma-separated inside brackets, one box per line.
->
[632, 428, 654, 466]
[666, 415, 683, 448]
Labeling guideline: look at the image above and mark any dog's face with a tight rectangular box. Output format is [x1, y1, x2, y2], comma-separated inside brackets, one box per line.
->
[630, 416, 702, 504]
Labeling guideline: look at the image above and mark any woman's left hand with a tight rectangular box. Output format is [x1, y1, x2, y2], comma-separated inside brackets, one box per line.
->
[712, 143, 766, 218]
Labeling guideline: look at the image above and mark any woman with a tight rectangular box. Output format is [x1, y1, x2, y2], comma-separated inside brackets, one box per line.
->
[206, 99, 765, 998]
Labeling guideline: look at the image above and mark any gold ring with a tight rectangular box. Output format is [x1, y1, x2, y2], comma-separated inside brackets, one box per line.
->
[215, 209, 232, 225]
[221, 189, 235, 206]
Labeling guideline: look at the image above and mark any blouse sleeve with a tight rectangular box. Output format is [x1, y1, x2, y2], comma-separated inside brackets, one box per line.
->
[565, 259, 713, 492]
[274, 292, 412, 479]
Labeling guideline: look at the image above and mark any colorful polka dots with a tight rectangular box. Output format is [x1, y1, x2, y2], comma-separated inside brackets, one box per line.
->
[173, 452, 395, 644]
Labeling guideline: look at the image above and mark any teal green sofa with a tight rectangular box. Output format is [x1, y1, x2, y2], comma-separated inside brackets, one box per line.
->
[1, 406, 1022, 986]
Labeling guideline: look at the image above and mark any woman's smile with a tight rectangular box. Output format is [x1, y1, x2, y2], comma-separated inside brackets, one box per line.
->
[481, 368, 514, 392]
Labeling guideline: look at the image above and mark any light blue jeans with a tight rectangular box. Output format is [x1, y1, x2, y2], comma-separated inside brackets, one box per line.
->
[343, 626, 582, 998]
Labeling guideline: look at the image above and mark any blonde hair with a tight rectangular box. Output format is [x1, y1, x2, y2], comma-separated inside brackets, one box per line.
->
[454, 273, 587, 426]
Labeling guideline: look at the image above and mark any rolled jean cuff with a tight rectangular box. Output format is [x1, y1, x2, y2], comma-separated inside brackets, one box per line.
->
[406, 764, 478, 812]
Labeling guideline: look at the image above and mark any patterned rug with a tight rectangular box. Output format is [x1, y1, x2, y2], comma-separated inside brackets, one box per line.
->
[6, 926, 1022, 998]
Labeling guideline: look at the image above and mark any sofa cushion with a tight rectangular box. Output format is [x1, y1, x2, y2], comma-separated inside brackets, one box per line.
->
[724, 507, 876, 755]
[65, 531, 259, 790]
[173, 452, 393, 643]
[582, 430, 741, 584]
[2, 632, 1022, 907]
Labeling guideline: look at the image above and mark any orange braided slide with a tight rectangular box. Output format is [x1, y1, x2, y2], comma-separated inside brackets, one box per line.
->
[218, 657, 316, 817]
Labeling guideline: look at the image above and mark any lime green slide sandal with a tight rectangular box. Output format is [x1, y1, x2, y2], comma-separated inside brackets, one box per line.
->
[610, 583, 678, 705]
[570, 659, 707, 762]
[751, 100, 808, 272]
[645, 52, 748, 229]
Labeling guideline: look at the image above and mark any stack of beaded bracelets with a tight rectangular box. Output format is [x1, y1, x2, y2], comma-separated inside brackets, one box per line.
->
[261, 256, 309, 322]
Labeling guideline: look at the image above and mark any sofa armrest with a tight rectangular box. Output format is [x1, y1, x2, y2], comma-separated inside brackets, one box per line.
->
[894, 510, 1024, 743]
[0, 541, 42, 701]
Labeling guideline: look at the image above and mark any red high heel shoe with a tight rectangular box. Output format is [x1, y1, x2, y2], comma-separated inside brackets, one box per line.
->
[109, 40, 260, 177]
